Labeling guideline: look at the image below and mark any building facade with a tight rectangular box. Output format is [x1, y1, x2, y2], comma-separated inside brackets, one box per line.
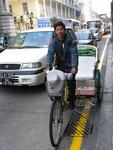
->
[0, 0, 15, 37]
[78, 0, 94, 23]
[9, 0, 77, 32]
[74, 0, 81, 20]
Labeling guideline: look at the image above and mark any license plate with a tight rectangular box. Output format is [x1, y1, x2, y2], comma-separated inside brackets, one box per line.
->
[0, 73, 14, 85]
[0, 72, 14, 79]
[2, 79, 14, 85]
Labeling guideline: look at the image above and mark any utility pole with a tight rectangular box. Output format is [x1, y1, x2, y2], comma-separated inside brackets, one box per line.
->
[111, 0, 113, 42]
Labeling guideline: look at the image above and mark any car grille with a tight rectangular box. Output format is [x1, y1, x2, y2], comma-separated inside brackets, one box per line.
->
[0, 64, 21, 70]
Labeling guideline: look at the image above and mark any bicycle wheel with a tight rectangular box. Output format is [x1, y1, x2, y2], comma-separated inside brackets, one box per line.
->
[49, 97, 63, 147]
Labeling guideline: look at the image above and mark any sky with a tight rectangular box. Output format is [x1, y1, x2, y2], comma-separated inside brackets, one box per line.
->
[90, 0, 112, 16]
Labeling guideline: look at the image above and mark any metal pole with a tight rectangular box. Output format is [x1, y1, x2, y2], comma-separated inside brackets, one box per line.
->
[111, 0, 113, 42]
[61, 4, 63, 17]
[43, 0, 46, 17]
[112, 20, 113, 42]
[50, 0, 52, 16]
[56, 1, 58, 17]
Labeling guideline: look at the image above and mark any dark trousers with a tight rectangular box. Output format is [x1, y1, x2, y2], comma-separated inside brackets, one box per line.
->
[68, 75, 76, 104]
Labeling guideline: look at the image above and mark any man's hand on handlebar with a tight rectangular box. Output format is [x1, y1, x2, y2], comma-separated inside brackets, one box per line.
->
[44, 68, 50, 74]
[71, 67, 78, 75]
[44, 65, 52, 74]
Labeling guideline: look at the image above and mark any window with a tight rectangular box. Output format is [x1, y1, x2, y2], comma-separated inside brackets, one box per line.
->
[9, 5, 13, 13]
[22, 2, 28, 15]
[25, 23, 29, 30]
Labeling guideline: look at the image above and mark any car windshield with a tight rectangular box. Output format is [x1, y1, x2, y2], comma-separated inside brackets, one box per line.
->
[90, 28, 98, 33]
[76, 32, 90, 40]
[9, 31, 52, 48]
[0, 36, 4, 43]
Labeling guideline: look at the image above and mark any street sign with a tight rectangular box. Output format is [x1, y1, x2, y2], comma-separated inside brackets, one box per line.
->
[37, 17, 51, 28]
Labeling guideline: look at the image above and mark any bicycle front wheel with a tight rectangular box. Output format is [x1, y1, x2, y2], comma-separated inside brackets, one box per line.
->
[49, 97, 63, 147]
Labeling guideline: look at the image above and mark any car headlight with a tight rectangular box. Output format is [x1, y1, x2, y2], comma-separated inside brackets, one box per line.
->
[21, 62, 42, 69]
[32, 62, 42, 68]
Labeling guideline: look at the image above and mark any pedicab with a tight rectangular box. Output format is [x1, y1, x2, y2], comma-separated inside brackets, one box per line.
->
[76, 45, 102, 106]
[46, 45, 100, 146]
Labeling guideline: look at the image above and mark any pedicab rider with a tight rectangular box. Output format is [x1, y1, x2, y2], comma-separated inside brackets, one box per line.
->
[46, 21, 78, 109]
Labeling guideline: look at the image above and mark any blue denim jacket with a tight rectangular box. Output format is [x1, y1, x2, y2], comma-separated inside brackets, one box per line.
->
[47, 33, 78, 71]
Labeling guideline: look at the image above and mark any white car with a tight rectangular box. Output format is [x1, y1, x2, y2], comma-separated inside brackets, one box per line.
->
[76, 29, 97, 47]
[0, 27, 76, 86]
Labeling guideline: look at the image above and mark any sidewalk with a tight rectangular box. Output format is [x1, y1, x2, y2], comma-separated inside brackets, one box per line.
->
[81, 39, 113, 150]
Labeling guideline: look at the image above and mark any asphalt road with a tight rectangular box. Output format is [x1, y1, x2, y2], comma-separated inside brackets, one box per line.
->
[0, 35, 110, 150]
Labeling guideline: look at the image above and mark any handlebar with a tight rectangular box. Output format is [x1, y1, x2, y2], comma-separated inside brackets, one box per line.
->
[65, 72, 73, 80]
[45, 68, 75, 81]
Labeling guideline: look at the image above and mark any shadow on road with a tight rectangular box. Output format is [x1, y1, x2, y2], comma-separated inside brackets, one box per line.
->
[0, 84, 46, 94]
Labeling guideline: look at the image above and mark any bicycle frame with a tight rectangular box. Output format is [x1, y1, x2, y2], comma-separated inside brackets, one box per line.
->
[62, 73, 73, 108]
